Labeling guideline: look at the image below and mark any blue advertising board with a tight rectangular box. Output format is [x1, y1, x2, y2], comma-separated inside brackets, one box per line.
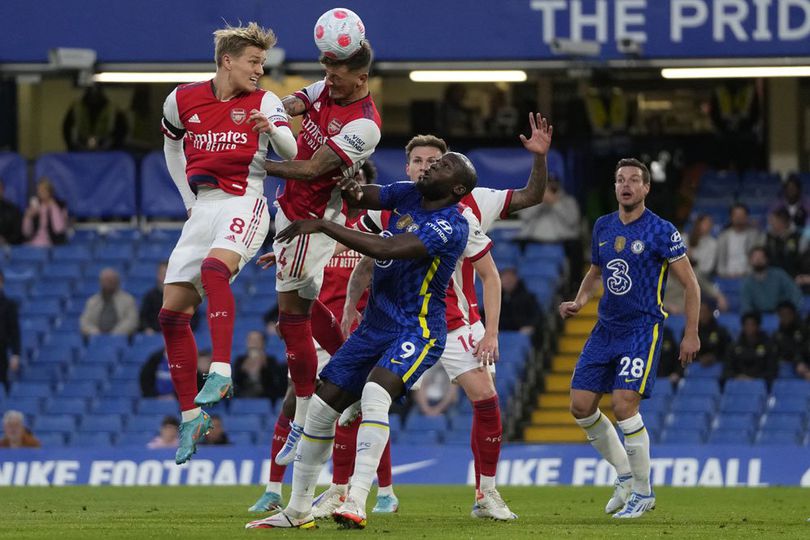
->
[1, 443, 809, 487]
[1, 1, 809, 63]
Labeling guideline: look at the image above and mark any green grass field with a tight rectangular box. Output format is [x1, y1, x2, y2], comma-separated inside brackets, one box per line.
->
[0, 485, 807, 539]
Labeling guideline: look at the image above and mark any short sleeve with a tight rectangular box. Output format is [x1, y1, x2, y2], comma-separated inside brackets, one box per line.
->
[471, 188, 512, 231]
[293, 80, 326, 110]
[415, 214, 466, 258]
[379, 182, 417, 211]
[357, 209, 384, 233]
[462, 208, 492, 261]
[260, 91, 290, 128]
[326, 118, 381, 169]
[161, 88, 185, 141]
[591, 217, 603, 266]
[661, 222, 687, 263]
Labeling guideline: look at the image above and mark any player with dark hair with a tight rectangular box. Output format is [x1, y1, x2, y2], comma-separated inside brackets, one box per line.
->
[559, 158, 700, 518]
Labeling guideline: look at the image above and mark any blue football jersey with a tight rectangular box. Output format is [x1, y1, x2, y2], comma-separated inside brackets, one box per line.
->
[361, 182, 469, 339]
[591, 209, 686, 327]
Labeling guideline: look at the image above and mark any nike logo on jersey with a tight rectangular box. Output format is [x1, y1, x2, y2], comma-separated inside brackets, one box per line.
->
[599, 241, 608, 247]
[188, 113, 201, 123]
[390, 358, 403, 365]
[624, 378, 639, 383]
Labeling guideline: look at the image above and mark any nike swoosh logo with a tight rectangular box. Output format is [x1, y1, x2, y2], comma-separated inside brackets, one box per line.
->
[390, 459, 439, 476]
[599, 241, 608, 247]
[390, 359, 403, 365]
[625, 378, 639, 383]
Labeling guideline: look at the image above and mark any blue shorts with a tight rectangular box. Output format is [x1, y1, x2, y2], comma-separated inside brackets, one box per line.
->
[319, 324, 445, 399]
[571, 321, 664, 398]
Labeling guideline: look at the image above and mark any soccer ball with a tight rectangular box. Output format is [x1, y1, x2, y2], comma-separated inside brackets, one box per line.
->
[313, 8, 365, 60]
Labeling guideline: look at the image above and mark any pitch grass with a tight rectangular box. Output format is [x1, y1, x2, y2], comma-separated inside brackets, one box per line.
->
[0, 485, 808, 539]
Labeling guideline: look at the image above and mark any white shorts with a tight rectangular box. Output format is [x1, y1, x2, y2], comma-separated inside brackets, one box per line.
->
[412, 321, 495, 390]
[273, 206, 342, 300]
[165, 191, 270, 297]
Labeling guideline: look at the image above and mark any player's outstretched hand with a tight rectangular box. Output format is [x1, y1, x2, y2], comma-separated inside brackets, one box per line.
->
[340, 308, 362, 339]
[256, 252, 277, 270]
[275, 219, 323, 243]
[559, 300, 581, 319]
[334, 173, 364, 201]
[248, 109, 273, 134]
[519, 112, 553, 156]
[678, 334, 700, 367]
[474, 334, 500, 365]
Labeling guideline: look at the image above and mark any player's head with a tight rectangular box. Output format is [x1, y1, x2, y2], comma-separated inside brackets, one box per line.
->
[614, 158, 650, 211]
[417, 151, 476, 202]
[358, 159, 377, 186]
[320, 41, 373, 102]
[405, 134, 447, 182]
[213, 22, 277, 93]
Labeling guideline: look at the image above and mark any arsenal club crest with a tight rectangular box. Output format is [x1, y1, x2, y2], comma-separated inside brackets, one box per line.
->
[328, 118, 343, 136]
[231, 108, 246, 125]
[614, 236, 626, 253]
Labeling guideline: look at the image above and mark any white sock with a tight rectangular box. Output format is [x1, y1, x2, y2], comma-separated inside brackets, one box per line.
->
[265, 481, 281, 495]
[208, 361, 231, 378]
[377, 485, 394, 497]
[286, 395, 339, 517]
[293, 395, 311, 427]
[332, 483, 348, 494]
[349, 382, 392, 511]
[479, 474, 496, 491]
[617, 413, 651, 496]
[575, 410, 632, 477]
[181, 407, 201, 423]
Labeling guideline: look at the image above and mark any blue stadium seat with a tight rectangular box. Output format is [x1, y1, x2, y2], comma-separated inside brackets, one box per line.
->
[716, 313, 741, 337]
[136, 241, 175, 263]
[0, 152, 29, 208]
[37, 432, 67, 447]
[140, 151, 190, 219]
[84, 261, 129, 279]
[230, 399, 274, 416]
[35, 152, 137, 218]
[670, 394, 716, 413]
[724, 378, 767, 397]
[44, 398, 88, 416]
[239, 294, 276, 317]
[94, 244, 136, 265]
[21, 364, 64, 383]
[46, 331, 85, 351]
[708, 429, 753, 444]
[84, 335, 128, 363]
[10, 382, 52, 398]
[3, 281, 28, 301]
[221, 415, 263, 433]
[9, 245, 50, 264]
[7, 397, 43, 416]
[640, 393, 670, 414]
[124, 277, 155, 298]
[29, 281, 74, 300]
[71, 432, 114, 447]
[92, 397, 135, 415]
[81, 414, 124, 433]
[40, 263, 83, 282]
[405, 414, 448, 431]
[523, 243, 565, 262]
[117, 431, 154, 446]
[34, 415, 77, 433]
[126, 416, 165, 433]
[677, 378, 720, 396]
[137, 399, 179, 416]
[667, 412, 710, 432]
[713, 413, 757, 431]
[227, 432, 254, 446]
[68, 364, 110, 382]
[641, 413, 663, 436]
[443, 430, 470, 444]
[449, 412, 473, 432]
[664, 314, 686, 339]
[719, 393, 764, 414]
[500, 332, 531, 359]
[128, 260, 159, 279]
[756, 429, 801, 445]
[777, 361, 799, 379]
[36, 343, 78, 364]
[104, 380, 141, 398]
[52, 245, 93, 263]
[761, 413, 805, 432]
[57, 380, 99, 398]
[397, 431, 440, 445]
[660, 428, 705, 444]
[684, 362, 723, 379]
[772, 379, 810, 398]
[21, 298, 62, 318]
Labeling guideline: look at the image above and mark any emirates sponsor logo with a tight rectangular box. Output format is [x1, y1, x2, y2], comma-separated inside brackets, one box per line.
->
[300, 115, 327, 151]
[186, 129, 248, 152]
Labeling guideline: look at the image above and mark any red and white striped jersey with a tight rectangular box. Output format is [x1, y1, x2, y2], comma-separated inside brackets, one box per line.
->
[161, 80, 289, 198]
[276, 80, 381, 221]
[360, 204, 492, 332]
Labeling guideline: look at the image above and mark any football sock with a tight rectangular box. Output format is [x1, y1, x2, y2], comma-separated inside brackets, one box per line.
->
[268, 414, 292, 483]
[159, 309, 198, 412]
[200, 257, 235, 366]
[479, 474, 496, 491]
[294, 396, 311, 428]
[208, 362, 231, 378]
[349, 382, 392, 511]
[333, 418, 359, 485]
[310, 299, 345, 355]
[376, 438, 393, 488]
[286, 395, 339, 518]
[181, 408, 201, 423]
[278, 312, 318, 397]
[473, 396, 502, 479]
[377, 484, 394, 497]
[617, 413, 652, 496]
[471, 414, 481, 490]
[265, 481, 282, 496]
[576, 410, 632, 477]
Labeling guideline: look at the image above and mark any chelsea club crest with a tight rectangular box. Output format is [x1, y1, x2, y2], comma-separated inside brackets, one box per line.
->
[631, 240, 645, 254]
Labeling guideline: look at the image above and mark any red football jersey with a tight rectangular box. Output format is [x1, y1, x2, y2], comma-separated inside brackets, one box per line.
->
[319, 212, 369, 326]
[161, 80, 289, 198]
[276, 80, 381, 220]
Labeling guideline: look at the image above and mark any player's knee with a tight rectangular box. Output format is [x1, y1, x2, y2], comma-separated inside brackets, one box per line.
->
[360, 382, 393, 420]
[570, 401, 597, 419]
[612, 401, 640, 421]
[459, 370, 496, 401]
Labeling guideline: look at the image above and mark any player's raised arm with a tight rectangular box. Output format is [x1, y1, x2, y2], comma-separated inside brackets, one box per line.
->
[264, 143, 344, 181]
[508, 112, 553, 214]
[472, 252, 501, 364]
[559, 264, 602, 319]
[668, 257, 701, 366]
[281, 94, 308, 117]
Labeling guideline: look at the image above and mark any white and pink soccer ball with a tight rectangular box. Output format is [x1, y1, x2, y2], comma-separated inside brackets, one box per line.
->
[313, 8, 366, 60]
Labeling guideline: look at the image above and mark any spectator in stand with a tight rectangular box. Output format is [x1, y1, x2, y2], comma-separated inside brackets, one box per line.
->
[740, 247, 803, 314]
[716, 204, 764, 278]
[411, 363, 458, 417]
[200, 414, 230, 445]
[0, 179, 23, 246]
[765, 208, 801, 277]
[773, 302, 810, 381]
[0, 270, 21, 393]
[517, 175, 583, 287]
[0, 410, 40, 448]
[62, 85, 129, 151]
[493, 267, 543, 338]
[139, 348, 175, 399]
[147, 416, 179, 449]
[22, 178, 68, 247]
[262, 304, 279, 336]
[233, 330, 287, 400]
[770, 174, 810, 231]
[655, 326, 681, 385]
[695, 300, 732, 370]
[80, 268, 139, 337]
[725, 312, 777, 381]
[139, 261, 198, 334]
[685, 214, 717, 277]
[664, 257, 728, 314]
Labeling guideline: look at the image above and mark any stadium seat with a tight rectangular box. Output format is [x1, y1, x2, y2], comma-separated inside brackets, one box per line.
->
[126, 416, 165, 433]
[221, 415, 263, 433]
[3, 281, 28, 301]
[713, 413, 758, 431]
[397, 431, 440, 445]
[756, 429, 801, 445]
[777, 361, 799, 379]
[772, 379, 810, 398]
[670, 394, 717, 414]
[140, 151, 191, 219]
[40, 263, 83, 281]
[10, 382, 52, 399]
[708, 429, 753, 444]
[21, 364, 64, 383]
[227, 432, 254, 446]
[81, 414, 124, 433]
[35, 152, 137, 218]
[57, 381, 100, 398]
[9, 245, 50, 264]
[44, 398, 88, 416]
[716, 313, 741, 337]
[724, 378, 767, 398]
[137, 399, 180, 416]
[229, 398, 274, 416]
[684, 362, 723, 379]
[117, 431, 154, 446]
[124, 277, 155, 298]
[102, 380, 141, 398]
[52, 245, 93, 262]
[7, 397, 43, 416]
[664, 314, 686, 339]
[677, 378, 720, 396]
[443, 430, 471, 444]
[640, 394, 670, 414]
[660, 428, 705, 444]
[92, 397, 135, 416]
[406, 414, 448, 432]
[21, 298, 62, 318]
[761, 413, 805, 432]
[68, 364, 110, 382]
[37, 432, 67, 447]
[34, 415, 77, 433]
[719, 394, 764, 414]
[667, 412, 710, 432]
[71, 432, 114, 447]
[36, 343, 78, 365]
